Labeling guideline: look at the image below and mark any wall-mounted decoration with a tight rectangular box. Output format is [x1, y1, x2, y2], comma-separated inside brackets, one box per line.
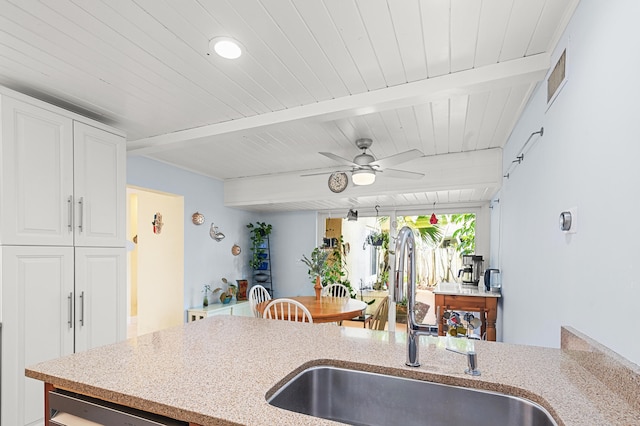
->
[152, 212, 163, 234]
[192, 212, 205, 225]
[232, 244, 241, 256]
[210, 223, 225, 241]
[328, 172, 348, 193]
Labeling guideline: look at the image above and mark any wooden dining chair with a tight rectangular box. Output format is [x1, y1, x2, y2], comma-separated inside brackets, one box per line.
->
[369, 296, 390, 331]
[321, 283, 349, 298]
[263, 298, 313, 323]
[248, 284, 271, 318]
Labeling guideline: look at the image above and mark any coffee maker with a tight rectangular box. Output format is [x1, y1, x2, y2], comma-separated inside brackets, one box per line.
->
[458, 255, 483, 285]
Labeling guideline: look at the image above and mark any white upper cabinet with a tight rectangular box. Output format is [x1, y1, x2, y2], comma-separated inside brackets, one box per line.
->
[0, 96, 74, 246]
[73, 122, 125, 247]
[0, 96, 125, 247]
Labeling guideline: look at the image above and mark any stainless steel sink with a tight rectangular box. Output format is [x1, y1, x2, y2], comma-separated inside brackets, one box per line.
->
[267, 365, 557, 426]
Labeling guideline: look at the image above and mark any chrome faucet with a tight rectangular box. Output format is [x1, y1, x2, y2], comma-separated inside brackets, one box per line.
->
[395, 226, 432, 367]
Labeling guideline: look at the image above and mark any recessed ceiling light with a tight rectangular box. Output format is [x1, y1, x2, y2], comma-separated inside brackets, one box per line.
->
[209, 37, 242, 59]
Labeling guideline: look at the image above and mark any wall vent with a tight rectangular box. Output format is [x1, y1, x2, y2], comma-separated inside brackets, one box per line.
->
[547, 49, 567, 105]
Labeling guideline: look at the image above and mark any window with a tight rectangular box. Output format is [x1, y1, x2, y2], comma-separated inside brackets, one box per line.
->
[398, 213, 476, 287]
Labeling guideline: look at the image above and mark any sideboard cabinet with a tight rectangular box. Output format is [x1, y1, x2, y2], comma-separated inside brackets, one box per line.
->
[188, 301, 252, 322]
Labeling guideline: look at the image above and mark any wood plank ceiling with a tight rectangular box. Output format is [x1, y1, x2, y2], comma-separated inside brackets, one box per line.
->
[0, 0, 579, 212]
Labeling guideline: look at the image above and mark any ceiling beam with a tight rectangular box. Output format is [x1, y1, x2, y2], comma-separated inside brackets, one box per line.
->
[127, 54, 549, 155]
[223, 149, 502, 208]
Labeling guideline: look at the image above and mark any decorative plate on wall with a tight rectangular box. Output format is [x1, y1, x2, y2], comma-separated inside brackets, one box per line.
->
[232, 244, 241, 256]
[192, 212, 205, 225]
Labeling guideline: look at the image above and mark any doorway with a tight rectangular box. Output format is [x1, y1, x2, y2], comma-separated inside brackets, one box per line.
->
[324, 209, 480, 331]
[126, 186, 184, 338]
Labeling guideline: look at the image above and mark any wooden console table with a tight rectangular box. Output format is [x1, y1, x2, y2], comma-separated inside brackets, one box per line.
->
[433, 283, 501, 341]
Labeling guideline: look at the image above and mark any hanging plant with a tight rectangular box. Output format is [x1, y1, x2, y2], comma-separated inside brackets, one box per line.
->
[247, 222, 272, 269]
[366, 231, 388, 247]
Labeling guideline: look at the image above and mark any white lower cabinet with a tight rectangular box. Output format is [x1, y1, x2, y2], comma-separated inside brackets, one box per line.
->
[74, 247, 126, 353]
[1, 245, 125, 426]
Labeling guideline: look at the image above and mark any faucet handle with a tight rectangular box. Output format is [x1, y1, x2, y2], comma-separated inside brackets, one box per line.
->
[446, 347, 481, 376]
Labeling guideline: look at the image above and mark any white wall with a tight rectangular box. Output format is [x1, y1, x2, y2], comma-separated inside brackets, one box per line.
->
[127, 157, 254, 317]
[134, 189, 184, 335]
[261, 211, 318, 298]
[496, 0, 640, 364]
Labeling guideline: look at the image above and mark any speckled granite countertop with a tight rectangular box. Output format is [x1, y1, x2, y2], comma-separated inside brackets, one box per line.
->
[26, 317, 639, 425]
[432, 282, 501, 297]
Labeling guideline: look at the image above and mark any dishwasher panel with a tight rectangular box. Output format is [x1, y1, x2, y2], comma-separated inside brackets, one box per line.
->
[49, 389, 187, 426]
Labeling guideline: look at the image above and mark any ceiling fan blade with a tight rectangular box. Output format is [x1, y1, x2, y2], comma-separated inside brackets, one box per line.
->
[381, 168, 424, 179]
[370, 149, 423, 169]
[319, 152, 358, 166]
[300, 167, 351, 177]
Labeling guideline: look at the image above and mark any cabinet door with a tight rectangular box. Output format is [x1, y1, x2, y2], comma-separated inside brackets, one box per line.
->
[74, 247, 126, 353]
[231, 302, 253, 317]
[0, 96, 74, 246]
[73, 122, 126, 247]
[208, 305, 233, 316]
[1, 246, 74, 426]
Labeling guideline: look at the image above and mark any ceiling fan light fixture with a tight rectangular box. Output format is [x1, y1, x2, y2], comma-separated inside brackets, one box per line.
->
[352, 170, 376, 186]
[209, 37, 242, 59]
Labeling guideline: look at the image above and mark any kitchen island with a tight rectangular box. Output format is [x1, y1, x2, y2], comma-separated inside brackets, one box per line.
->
[26, 316, 639, 425]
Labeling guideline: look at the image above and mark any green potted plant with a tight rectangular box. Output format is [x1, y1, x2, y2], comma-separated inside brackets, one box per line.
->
[301, 247, 329, 299]
[217, 278, 235, 304]
[302, 238, 362, 301]
[321, 237, 357, 298]
[202, 284, 211, 306]
[202, 284, 222, 307]
[370, 231, 390, 290]
[247, 222, 272, 269]
[396, 297, 408, 323]
[366, 231, 386, 247]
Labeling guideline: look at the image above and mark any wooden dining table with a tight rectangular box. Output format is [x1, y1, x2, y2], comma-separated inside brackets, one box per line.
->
[257, 296, 367, 323]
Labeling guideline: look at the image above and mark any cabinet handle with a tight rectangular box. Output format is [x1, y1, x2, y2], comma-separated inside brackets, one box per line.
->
[67, 196, 73, 231]
[78, 196, 84, 232]
[79, 291, 85, 326]
[67, 292, 73, 329]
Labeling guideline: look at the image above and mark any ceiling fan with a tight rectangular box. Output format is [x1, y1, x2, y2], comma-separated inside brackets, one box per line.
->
[304, 138, 424, 192]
